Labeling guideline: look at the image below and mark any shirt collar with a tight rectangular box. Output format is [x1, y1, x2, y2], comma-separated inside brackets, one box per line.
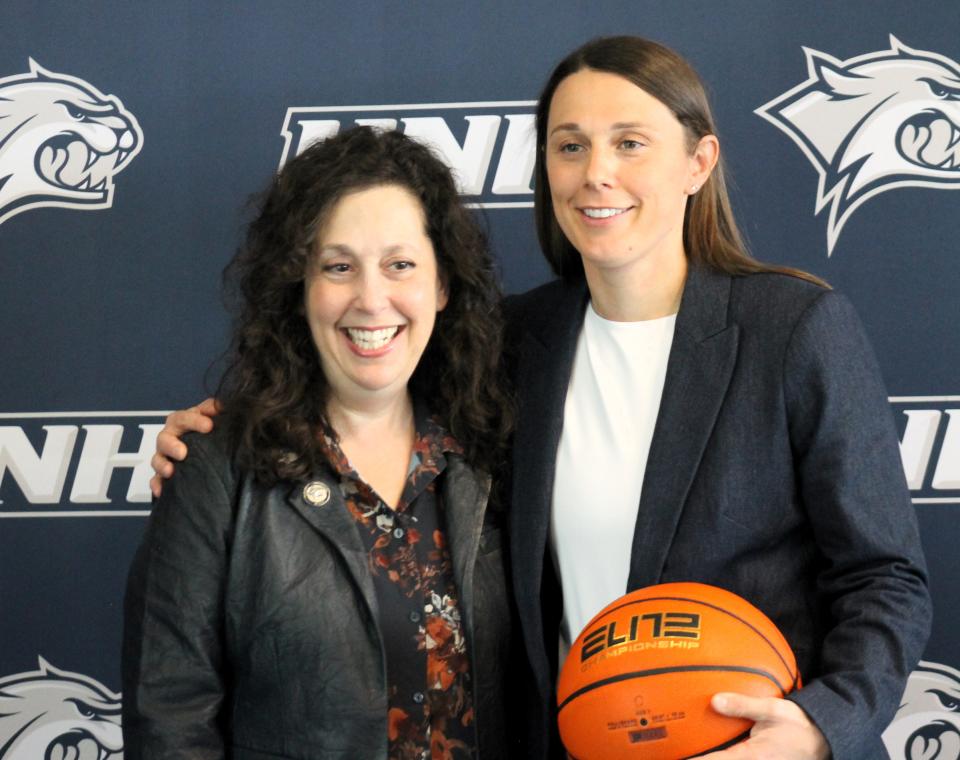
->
[316, 398, 462, 480]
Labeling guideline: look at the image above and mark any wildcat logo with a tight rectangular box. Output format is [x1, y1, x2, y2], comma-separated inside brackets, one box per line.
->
[0, 657, 123, 759]
[0, 60, 143, 227]
[883, 660, 960, 760]
[756, 37, 960, 255]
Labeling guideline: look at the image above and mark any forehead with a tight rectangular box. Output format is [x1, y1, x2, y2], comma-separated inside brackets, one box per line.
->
[547, 69, 679, 131]
[318, 183, 427, 243]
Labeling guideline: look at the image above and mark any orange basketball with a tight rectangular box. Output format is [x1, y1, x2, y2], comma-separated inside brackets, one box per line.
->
[557, 582, 800, 759]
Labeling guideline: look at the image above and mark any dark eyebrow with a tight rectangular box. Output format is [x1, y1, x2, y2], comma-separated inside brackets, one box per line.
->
[549, 122, 580, 136]
[548, 121, 652, 137]
[317, 244, 351, 254]
[317, 244, 411, 256]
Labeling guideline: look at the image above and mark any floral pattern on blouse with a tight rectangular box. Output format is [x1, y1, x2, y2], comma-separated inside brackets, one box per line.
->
[317, 409, 475, 760]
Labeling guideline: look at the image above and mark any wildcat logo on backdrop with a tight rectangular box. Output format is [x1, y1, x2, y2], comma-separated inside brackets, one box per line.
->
[0, 59, 143, 227]
[882, 660, 960, 760]
[756, 36, 960, 256]
[0, 658, 123, 759]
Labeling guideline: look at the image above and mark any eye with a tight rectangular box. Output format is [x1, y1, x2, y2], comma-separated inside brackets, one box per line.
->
[69, 698, 97, 718]
[322, 262, 352, 274]
[620, 138, 644, 151]
[557, 142, 584, 154]
[389, 260, 415, 271]
[65, 104, 89, 121]
[920, 78, 960, 101]
[930, 689, 960, 712]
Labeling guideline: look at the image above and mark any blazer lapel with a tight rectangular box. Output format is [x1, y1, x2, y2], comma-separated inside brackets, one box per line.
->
[442, 457, 490, 638]
[509, 280, 589, 681]
[627, 267, 740, 590]
[285, 478, 378, 618]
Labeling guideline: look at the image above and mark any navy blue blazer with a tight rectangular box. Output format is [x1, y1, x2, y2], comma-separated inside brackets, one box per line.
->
[504, 266, 931, 760]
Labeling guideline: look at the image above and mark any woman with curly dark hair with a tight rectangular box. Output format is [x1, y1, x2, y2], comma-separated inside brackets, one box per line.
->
[123, 126, 515, 760]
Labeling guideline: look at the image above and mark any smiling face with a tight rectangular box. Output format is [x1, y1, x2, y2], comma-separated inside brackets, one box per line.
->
[545, 68, 715, 282]
[304, 184, 447, 412]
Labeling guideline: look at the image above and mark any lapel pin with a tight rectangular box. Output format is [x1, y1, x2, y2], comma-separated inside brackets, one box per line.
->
[302, 481, 331, 507]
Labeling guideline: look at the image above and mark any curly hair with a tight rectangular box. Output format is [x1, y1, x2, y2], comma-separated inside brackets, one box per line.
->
[217, 126, 512, 483]
[534, 36, 825, 287]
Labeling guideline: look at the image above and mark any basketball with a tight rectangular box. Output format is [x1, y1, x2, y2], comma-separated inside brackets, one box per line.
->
[557, 582, 800, 759]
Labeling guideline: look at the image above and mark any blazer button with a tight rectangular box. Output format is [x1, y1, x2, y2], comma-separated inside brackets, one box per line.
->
[302, 481, 331, 507]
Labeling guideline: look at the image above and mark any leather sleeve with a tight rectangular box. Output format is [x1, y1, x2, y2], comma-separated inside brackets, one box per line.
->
[122, 433, 235, 759]
[781, 290, 932, 760]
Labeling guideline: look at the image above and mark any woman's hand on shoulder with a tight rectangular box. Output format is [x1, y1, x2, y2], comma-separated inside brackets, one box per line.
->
[150, 397, 220, 498]
[699, 693, 829, 760]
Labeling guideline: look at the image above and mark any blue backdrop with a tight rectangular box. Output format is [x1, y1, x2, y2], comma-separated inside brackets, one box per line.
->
[1, 2, 958, 757]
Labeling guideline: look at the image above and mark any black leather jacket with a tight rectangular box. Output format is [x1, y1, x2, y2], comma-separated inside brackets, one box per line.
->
[122, 426, 514, 759]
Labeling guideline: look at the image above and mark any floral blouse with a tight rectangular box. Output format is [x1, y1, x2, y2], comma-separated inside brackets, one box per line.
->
[317, 408, 476, 760]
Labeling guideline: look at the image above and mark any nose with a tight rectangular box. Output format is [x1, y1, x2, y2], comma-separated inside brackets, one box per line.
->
[584, 146, 616, 189]
[353, 269, 389, 313]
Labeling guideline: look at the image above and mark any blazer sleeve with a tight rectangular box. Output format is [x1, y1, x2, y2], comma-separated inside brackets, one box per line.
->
[781, 290, 932, 760]
[122, 434, 234, 759]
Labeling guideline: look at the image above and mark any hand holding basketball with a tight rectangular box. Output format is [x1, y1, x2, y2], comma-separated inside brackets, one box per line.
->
[698, 693, 829, 760]
[557, 583, 802, 759]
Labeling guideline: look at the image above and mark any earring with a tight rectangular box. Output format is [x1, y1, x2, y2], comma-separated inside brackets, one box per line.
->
[689, 184, 700, 194]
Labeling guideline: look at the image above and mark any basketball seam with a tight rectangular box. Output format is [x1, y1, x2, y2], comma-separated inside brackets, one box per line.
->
[557, 664, 787, 713]
[687, 727, 753, 757]
[583, 594, 798, 685]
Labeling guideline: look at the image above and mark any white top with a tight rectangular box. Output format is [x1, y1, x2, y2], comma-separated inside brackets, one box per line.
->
[550, 303, 677, 653]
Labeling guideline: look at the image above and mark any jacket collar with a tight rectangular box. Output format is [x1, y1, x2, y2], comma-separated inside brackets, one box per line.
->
[627, 265, 739, 588]
[509, 278, 589, 693]
[509, 267, 739, 669]
[441, 457, 491, 638]
[285, 475, 374, 602]
[285, 455, 491, 640]
[510, 278, 589, 568]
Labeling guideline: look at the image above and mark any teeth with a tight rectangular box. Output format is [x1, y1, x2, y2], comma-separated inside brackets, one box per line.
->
[39, 145, 69, 181]
[346, 326, 399, 350]
[57, 141, 91, 187]
[39, 145, 58, 178]
[900, 117, 960, 170]
[78, 738, 100, 760]
[582, 207, 627, 219]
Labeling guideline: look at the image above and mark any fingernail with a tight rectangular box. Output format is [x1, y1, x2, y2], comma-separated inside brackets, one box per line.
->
[712, 695, 727, 710]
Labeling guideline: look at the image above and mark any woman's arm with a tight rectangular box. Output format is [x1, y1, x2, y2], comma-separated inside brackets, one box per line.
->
[704, 289, 929, 760]
[123, 431, 234, 758]
[746, 290, 929, 759]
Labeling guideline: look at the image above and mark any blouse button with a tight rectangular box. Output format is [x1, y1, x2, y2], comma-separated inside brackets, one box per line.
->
[409, 610, 421, 623]
[393, 527, 405, 539]
[413, 691, 425, 704]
